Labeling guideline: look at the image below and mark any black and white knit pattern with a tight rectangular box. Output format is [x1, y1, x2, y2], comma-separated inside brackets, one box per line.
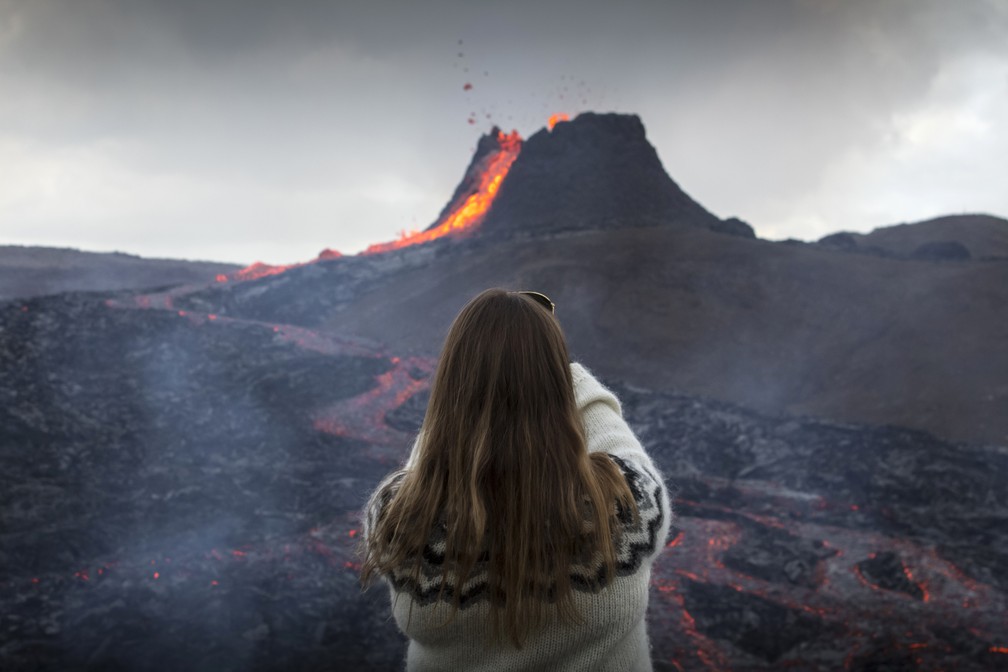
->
[370, 455, 667, 609]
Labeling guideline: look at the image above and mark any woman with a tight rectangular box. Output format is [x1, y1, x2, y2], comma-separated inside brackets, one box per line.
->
[360, 288, 671, 671]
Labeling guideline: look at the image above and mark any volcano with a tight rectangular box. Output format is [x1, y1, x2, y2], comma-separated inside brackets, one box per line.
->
[479, 112, 729, 237]
[174, 113, 1007, 447]
[1, 112, 1007, 671]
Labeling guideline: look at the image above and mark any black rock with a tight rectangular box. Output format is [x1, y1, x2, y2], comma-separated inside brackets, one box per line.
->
[481, 112, 719, 236]
[721, 523, 836, 589]
[855, 551, 925, 600]
[385, 389, 429, 434]
[911, 240, 972, 261]
[711, 217, 756, 239]
[679, 579, 840, 662]
[818, 232, 859, 250]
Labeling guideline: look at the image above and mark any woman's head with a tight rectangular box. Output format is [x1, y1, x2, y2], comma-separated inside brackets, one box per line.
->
[361, 288, 635, 647]
[436, 289, 565, 402]
[424, 289, 576, 478]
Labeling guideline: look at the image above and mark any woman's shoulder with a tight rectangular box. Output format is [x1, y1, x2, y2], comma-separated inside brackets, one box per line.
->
[606, 453, 672, 576]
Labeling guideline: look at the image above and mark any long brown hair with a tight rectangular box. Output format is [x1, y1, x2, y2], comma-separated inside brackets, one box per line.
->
[360, 288, 636, 646]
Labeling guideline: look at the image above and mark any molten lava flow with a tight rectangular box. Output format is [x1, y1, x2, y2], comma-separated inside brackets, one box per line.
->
[317, 248, 343, 260]
[219, 261, 299, 283]
[548, 113, 569, 130]
[313, 355, 434, 444]
[362, 129, 523, 255]
[210, 124, 528, 275]
[314, 354, 433, 443]
[215, 248, 343, 284]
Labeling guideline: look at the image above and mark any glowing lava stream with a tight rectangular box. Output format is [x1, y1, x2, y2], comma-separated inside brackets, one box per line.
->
[213, 117, 555, 281]
[215, 248, 343, 284]
[362, 129, 522, 255]
[313, 356, 434, 446]
[211, 127, 523, 281]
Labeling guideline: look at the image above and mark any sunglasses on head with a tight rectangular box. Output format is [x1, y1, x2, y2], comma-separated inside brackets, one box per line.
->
[517, 290, 555, 314]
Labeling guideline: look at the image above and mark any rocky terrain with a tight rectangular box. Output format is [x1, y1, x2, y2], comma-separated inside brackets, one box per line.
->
[2, 112, 1006, 670]
[2, 291, 1006, 670]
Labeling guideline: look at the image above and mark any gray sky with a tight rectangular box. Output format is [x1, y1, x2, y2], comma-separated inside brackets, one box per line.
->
[2, 0, 1007, 265]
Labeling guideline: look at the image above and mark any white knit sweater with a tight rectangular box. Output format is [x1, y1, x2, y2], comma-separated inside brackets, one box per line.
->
[365, 363, 672, 671]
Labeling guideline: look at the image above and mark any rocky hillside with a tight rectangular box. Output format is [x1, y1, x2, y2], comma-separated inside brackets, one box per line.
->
[166, 218, 1008, 446]
[0, 246, 241, 302]
[817, 214, 1008, 260]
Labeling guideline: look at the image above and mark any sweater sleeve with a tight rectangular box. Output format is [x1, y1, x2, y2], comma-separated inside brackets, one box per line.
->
[571, 362, 673, 563]
[571, 362, 651, 465]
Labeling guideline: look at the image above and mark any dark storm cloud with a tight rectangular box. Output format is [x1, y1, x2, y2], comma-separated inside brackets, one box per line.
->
[1, 0, 1006, 262]
[7, 1, 1007, 111]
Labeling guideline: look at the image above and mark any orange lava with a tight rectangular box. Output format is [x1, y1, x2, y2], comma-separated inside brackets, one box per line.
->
[317, 248, 343, 260]
[233, 261, 299, 282]
[216, 247, 343, 284]
[210, 123, 532, 278]
[548, 113, 569, 130]
[902, 562, 930, 602]
[362, 129, 522, 255]
[313, 355, 434, 444]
